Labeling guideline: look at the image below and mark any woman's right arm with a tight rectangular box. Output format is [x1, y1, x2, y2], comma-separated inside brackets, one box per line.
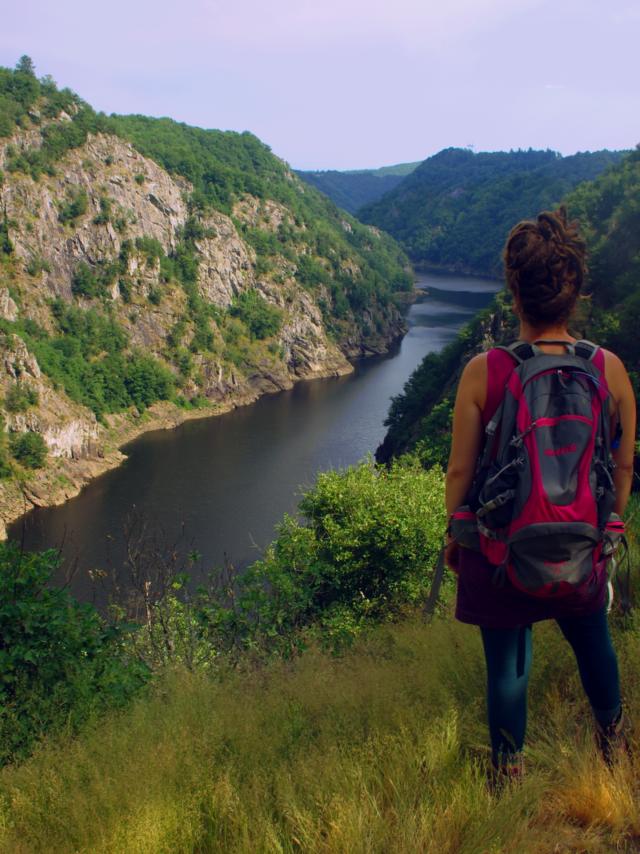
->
[605, 351, 636, 516]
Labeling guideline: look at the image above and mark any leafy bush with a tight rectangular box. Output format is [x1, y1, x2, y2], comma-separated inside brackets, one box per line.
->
[4, 381, 38, 412]
[25, 254, 51, 276]
[199, 457, 446, 656]
[92, 196, 111, 226]
[58, 188, 88, 225]
[0, 542, 149, 764]
[9, 430, 47, 468]
[135, 235, 164, 265]
[230, 290, 283, 340]
[0, 213, 13, 255]
[71, 260, 120, 298]
[124, 353, 174, 411]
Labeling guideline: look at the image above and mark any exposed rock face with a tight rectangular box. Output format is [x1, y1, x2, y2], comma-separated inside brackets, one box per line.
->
[0, 289, 18, 322]
[2, 333, 40, 380]
[0, 123, 408, 534]
[0, 333, 98, 451]
[196, 212, 255, 307]
[2, 134, 190, 307]
[41, 419, 100, 460]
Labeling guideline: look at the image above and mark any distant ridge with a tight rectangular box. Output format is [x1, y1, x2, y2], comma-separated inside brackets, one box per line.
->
[360, 147, 626, 277]
[296, 161, 420, 214]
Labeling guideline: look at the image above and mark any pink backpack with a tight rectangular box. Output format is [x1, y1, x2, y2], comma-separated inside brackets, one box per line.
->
[452, 339, 623, 597]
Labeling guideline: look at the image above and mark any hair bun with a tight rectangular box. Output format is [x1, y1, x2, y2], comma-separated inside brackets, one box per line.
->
[503, 206, 586, 326]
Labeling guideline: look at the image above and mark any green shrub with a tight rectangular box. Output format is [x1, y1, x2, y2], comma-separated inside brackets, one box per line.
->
[229, 290, 283, 340]
[0, 213, 13, 255]
[135, 236, 164, 264]
[124, 353, 174, 411]
[0, 541, 149, 764]
[118, 278, 132, 303]
[92, 196, 111, 225]
[58, 188, 88, 225]
[4, 382, 39, 412]
[9, 430, 47, 468]
[200, 457, 446, 656]
[25, 254, 51, 276]
[71, 260, 119, 298]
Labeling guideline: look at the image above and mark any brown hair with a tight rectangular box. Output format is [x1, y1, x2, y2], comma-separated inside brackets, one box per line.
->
[503, 206, 586, 327]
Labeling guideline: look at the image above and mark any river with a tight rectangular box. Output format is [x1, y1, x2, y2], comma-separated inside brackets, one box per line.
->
[8, 272, 501, 604]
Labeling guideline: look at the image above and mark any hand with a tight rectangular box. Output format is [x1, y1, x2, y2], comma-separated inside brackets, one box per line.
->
[445, 538, 460, 574]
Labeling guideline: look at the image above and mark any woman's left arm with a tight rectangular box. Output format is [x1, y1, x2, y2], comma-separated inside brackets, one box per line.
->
[445, 354, 486, 570]
[445, 353, 487, 516]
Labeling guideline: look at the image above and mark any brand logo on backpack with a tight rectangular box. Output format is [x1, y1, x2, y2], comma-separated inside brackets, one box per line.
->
[453, 339, 618, 599]
[544, 443, 577, 457]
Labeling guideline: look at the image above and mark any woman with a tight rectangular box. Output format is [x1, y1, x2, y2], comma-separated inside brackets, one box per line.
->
[445, 207, 636, 782]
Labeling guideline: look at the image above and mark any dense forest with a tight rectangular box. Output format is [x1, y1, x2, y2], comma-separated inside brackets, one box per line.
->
[360, 147, 625, 277]
[377, 146, 640, 467]
[296, 161, 419, 214]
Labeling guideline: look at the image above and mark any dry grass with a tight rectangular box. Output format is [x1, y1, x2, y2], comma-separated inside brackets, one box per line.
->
[0, 600, 638, 853]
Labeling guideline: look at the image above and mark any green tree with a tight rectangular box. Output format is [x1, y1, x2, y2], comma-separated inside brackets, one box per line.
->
[9, 431, 47, 468]
[230, 290, 283, 340]
[15, 55, 36, 76]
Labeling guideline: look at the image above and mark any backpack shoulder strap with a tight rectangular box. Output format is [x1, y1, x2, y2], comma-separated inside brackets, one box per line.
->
[494, 340, 540, 365]
[573, 339, 600, 361]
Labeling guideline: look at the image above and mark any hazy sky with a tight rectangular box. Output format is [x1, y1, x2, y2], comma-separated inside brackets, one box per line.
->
[2, 0, 638, 169]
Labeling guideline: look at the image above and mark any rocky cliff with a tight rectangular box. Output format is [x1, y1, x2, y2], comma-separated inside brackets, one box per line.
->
[0, 80, 411, 535]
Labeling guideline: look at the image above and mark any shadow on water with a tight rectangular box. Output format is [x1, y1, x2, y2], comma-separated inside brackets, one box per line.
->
[8, 272, 502, 604]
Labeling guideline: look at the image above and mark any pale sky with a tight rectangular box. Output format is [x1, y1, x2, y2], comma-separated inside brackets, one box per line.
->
[2, 0, 639, 169]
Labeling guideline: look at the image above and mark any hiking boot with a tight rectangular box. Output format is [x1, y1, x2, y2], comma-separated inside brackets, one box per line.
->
[595, 708, 631, 767]
[487, 751, 525, 794]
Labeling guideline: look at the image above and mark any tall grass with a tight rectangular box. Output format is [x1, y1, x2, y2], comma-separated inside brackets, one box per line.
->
[1, 498, 638, 853]
[0, 596, 639, 853]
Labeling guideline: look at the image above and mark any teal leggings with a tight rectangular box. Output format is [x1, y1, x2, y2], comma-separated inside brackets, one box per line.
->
[481, 607, 621, 763]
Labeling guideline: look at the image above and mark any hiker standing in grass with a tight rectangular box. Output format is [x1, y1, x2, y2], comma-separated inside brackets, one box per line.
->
[445, 207, 636, 783]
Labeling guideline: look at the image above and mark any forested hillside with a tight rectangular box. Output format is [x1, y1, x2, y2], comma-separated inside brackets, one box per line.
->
[361, 147, 625, 277]
[377, 146, 640, 465]
[296, 161, 419, 214]
[0, 60, 411, 529]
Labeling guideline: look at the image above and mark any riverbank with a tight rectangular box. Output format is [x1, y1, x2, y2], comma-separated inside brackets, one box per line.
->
[411, 260, 502, 282]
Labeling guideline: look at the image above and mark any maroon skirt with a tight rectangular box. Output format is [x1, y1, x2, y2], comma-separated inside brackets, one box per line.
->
[455, 547, 607, 629]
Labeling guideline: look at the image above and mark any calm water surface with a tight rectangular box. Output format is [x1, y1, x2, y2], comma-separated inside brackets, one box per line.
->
[9, 272, 501, 602]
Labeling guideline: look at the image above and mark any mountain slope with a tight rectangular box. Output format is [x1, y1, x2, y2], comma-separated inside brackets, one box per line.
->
[361, 147, 625, 277]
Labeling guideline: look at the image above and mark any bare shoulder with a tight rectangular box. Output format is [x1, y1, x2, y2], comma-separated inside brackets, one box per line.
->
[461, 351, 488, 378]
[458, 352, 488, 405]
[601, 348, 633, 402]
